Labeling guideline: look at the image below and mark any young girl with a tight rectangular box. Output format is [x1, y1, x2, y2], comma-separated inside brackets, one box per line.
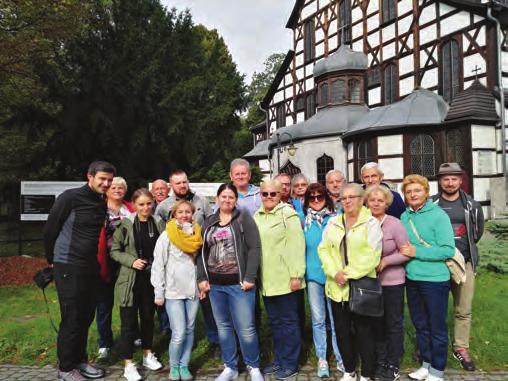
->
[111, 188, 164, 381]
[151, 200, 203, 381]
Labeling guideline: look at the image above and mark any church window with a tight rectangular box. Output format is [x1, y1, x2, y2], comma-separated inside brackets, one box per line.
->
[446, 128, 466, 167]
[410, 134, 436, 177]
[349, 79, 361, 103]
[331, 79, 346, 103]
[306, 91, 316, 118]
[357, 139, 376, 175]
[276, 103, 285, 128]
[383, 63, 398, 104]
[280, 160, 301, 176]
[368, 67, 381, 88]
[382, 0, 396, 24]
[441, 39, 461, 102]
[319, 83, 329, 106]
[317, 154, 334, 185]
[304, 20, 315, 62]
[295, 95, 305, 113]
[339, 0, 352, 45]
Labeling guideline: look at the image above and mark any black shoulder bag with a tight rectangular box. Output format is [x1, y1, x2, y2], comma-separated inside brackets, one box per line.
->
[33, 267, 59, 333]
[342, 215, 384, 317]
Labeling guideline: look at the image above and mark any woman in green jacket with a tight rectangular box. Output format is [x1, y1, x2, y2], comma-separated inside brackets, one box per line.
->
[111, 188, 165, 381]
[253, 179, 305, 380]
[318, 183, 382, 381]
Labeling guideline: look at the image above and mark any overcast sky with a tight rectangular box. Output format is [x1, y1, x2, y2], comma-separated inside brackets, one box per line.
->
[161, 1, 294, 80]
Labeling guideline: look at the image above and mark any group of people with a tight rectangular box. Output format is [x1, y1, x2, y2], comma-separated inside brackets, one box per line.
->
[43, 158, 484, 381]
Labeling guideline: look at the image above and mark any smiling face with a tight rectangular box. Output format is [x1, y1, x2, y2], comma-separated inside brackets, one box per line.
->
[87, 171, 114, 195]
[404, 182, 428, 210]
[292, 179, 308, 198]
[361, 167, 383, 186]
[107, 183, 126, 202]
[308, 191, 326, 211]
[261, 185, 281, 212]
[230, 164, 251, 191]
[366, 190, 388, 218]
[216, 188, 237, 214]
[439, 174, 462, 197]
[151, 180, 169, 203]
[340, 187, 364, 216]
[277, 175, 291, 202]
[174, 203, 193, 224]
[170, 173, 190, 198]
[326, 172, 345, 196]
[134, 194, 153, 221]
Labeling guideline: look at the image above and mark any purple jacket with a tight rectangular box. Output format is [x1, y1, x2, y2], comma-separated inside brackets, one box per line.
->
[379, 214, 410, 286]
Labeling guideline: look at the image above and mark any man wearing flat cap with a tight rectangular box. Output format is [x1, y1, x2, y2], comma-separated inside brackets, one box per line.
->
[431, 162, 484, 372]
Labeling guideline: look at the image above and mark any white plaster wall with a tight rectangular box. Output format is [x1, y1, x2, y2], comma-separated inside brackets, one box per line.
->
[502, 51, 508, 72]
[295, 53, 304, 68]
[383, 42, 396, 60]
[352, 40, 363, 53]
[316, 28, 325, 42]
[438, 3, 455, 17]
[305, 63, 314, 75]
[329, 19, 337, 35]
[368, 31, 379, 47]
[399, 1, 413, 15]
[347, 143, 354, 160]
[296, 39, 304, 53]
[301, 2, 317, 20]
[285, 73, 292, 85]
[273, 90, 284, 103]
[398, 15, 412, 35]
[463, 54, 486, 79]
[352, 6, 363, 23]
[296, 67, 305, 81]
[306, 77, 314, 91]
[367, 14, 379, 31]
[285, 115, 294, 127]
[420, 67, 438, 89]
[471, 125, 496, 149]
[420, 24, 437, 45]
[473, 151, 497, 175]
[296, 112, 305, 123]
[353, 22, 363, 39]
[496, 129, 502, 151]
[367, 0, 378, 13]
[440, 11, 470, 38]
[329, 36, 338, 51]
[419, 4, 436, 25]
[400, 76, 414, 96]
[369, 87, 381, 104]
[259, 159, 270, 172]
[316, 42, 325, 57]
[476, 25, 486, 47]
[269, 121, 276, 133]
[348, 162, 354, 182]
[399, 54, 414, 75]
[378, 135, 404, 155]
[429, 181, 438, 196]
[378, 157, 404, 180]
[473, 177, 491, 202]
[383, 23, 396, 42]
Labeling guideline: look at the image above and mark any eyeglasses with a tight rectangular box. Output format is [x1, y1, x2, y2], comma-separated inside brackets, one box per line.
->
[261, 191, 280, 198]
[340, 195, 362, 202]
[308, 194, 325, 202]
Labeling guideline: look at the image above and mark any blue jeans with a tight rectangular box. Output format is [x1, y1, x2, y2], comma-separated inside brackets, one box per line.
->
[263, 291, 301, 372]
[406, 280, 450, 378]
[209, 284, 260, 370]
[95, 279, 114, 348]
[307, 281, 342, 362]
[165, 298, 200, 367]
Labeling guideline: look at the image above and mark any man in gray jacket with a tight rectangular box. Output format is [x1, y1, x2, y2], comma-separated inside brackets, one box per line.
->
[431, 163, 484, 372]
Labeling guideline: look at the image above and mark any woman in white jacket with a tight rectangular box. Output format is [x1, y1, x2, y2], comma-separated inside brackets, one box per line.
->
[151, 200, 204, 381]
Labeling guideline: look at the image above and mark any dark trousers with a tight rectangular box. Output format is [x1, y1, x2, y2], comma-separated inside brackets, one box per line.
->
[374, 284, 405, 368]
[95, 279, 115, 348]
[201, 295, 219, 344]
[54, 263, 99, 372]
[263, 292, 301, 372]
[296, 288, 306, 338]
[406, 279, 450, 372]
[119, 273, 155, 359]
[331, 300, 376, 378]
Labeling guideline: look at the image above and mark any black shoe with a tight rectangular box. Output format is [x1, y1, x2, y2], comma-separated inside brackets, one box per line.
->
[381, 365, 400, 381]
[274, 368, 298, 380]
[374, 363, 387, 381]
[453, 348, 476, 372]
[263, 362, 281, 375]
[77, 363, 105, 379]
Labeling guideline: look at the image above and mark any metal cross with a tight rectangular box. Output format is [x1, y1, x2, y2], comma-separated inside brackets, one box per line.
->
[472, 65, 481, 80]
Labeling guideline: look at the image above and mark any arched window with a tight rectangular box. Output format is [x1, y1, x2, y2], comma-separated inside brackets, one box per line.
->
[383, 63, 397, 104]
[441, 39, 460, 102]
[280, 160, 301, 176]
[320, 83, 329, 106]
[276, 103, 285, 128]
[382, 0, 396, 23]
[304, 20, 315, 62]
[317, 154, 334, 184]
[331, 79, 346, 103]
[339, 0, 352, 45]
[410, 134, 436, 177]
[357, 139, 376, 174]
[349, 79, 361, 103]
[446, 128, 466, 167]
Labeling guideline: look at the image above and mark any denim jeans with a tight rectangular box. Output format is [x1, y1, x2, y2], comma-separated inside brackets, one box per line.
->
[307, 281, 342, 362]
[263, 291, 301, 372]
[95, 279, 114, 348]
[209, 284, 260, 370]
[406, 279, 450, 378]
[165, 298, 200, 367]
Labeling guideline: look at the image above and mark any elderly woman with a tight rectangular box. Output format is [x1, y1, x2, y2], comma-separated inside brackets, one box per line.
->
[254, 179, 305, 380]
[399, 175, 455, 381]
[318, 183, 382, 381]
[291, 173, 308, 218]
[303, 183, 344, 377]
[365, 185, 410, 381]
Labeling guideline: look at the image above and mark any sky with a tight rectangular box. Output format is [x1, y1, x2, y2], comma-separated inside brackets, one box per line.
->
[161, 1, 295, 81]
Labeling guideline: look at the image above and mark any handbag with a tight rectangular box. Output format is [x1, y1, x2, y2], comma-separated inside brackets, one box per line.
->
[407, 218, 466, 284]
[33, 267, 59, 334]
[341, 216, 384, 317]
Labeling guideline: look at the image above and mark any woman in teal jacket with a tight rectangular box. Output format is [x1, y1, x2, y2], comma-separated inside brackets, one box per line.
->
[399, 175, 455, 381]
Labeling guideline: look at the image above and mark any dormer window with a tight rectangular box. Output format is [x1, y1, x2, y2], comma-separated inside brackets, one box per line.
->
[317, 74, 364, 107]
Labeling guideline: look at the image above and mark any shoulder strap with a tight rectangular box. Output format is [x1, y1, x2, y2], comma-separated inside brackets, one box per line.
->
[408, 218, 430, 248]
[42, 288, 59, 334]
[341, 215, 349, 266]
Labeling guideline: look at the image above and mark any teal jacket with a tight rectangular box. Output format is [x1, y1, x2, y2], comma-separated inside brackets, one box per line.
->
[401, 200, 455, 282]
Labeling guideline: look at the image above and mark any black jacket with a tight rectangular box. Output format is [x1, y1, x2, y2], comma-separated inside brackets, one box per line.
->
[197, 207, 261, 284]
[43, 184, 107, 268]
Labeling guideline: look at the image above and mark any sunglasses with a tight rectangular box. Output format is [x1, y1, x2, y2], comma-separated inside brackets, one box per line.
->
[261, 191, 279, 198]
[308, 194, 325, 202]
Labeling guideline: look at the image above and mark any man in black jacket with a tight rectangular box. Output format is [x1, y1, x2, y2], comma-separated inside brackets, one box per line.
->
[44, 161, 116, 381]
[431, 163, 484, 372]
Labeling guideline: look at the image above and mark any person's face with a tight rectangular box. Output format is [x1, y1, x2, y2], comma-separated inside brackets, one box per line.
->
[230, 165, 251, 189]
[366, 190, 388, 218]
[171, 174, 190, 197]
[404, 183, 428, 210]
[107, 183, 126, 202]
[261, 186, 281, 212]
[87, 171, 114, 195]
[134, 194, 153, 220]
[293, 179, 308, 198]
[216, 189, 237, 213]
[361, 168, 383, 186]
[340, 188, 364, 215]
[151, 181, 169, 203]
[326, 173, 345, 196]
[174, 203, 193, 224]
[277, 176, 291, 201]
[439, 175, 462, 196]
[308, 191, 326, 211]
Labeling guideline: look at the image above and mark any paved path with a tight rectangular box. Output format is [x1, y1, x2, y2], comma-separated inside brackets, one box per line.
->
[1, 364, 508, 381]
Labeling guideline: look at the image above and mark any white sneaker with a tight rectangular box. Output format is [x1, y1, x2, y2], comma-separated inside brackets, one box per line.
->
[97, 347, 110, 359]
[359, 377, 370, 381]
[426, 375, 443, 381]
[133, 338, 142, 347]
[339, 372, 356, 381]
[123, 363, 142, 381]
[247, 366, 264, 381]
[215, 366, 239, 381]
[142, 352, 163, 370]
[409, 367, 429, 380]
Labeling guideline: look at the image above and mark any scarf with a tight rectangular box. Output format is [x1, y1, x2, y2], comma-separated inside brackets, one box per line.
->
[166, 219, 203, 254]
[304, 207, 335, 232]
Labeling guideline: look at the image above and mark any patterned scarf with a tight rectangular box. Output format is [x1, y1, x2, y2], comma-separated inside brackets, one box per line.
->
[304, 207, 335, 232]
[166, 219, 203, 254]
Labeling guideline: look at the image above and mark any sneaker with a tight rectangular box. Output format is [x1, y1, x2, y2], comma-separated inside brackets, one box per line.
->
[143, 352, 163, 370]
[77, 363, 105, 379]
[262, 363, 281, 375]
[383, 365, 400, 381]
[339, 372, 356, 381]
[123, 363, 142, 381]
[336, 361, 346, 373]
[426, 375, 443, 381]
[359, 377, 371, 381]
[374, 363, 387, 380]
[57, 369, 87, 381]
[134, 338, 142, 347]
[408, 367, 429, 380]
[247, 366, 264, 381]
[215, 366, 239, 381]
[169, 367, 180, 381]
[180, 366, 193, 381]
[97, 347, 110, 360]
[453, 348, 476, 371]
[317, 359, 330, 378]
[274, 368, 298, 380]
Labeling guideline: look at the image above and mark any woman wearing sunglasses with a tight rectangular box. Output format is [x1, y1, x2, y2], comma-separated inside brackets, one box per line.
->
[253, 179, 305, 380]
[302, 183, 344, 377]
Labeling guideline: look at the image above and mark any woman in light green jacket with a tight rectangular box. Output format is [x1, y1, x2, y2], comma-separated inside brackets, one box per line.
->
[318, 183, 382, 381]
[253, 179, 305, 380]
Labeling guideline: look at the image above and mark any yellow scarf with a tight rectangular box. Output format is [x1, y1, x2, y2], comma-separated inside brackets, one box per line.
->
[166, 219, 203, 254]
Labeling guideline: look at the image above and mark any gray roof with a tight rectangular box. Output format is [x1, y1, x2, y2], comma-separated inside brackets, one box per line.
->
[343, 88, 449, 139]
[243, 139, 270, 160]
[313, 45, 368, 78]
[445, 80, 498, 122]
